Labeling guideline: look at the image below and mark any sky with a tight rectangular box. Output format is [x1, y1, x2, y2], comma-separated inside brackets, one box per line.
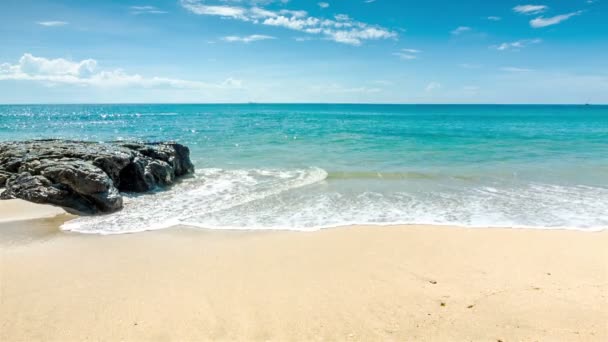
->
[0, 0, 607, 104]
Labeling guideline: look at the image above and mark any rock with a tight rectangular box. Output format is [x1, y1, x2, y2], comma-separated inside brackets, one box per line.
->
[0, 172, 114, 215]
[120, 142, 194, 178]
[0, 140, 195, 215]
[0, 170, 13, 187]
[118, 156, 161, 192]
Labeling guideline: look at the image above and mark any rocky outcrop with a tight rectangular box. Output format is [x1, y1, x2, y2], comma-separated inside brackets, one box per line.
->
[0, 140, 194, 215]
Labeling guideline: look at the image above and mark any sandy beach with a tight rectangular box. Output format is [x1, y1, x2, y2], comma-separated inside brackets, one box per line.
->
[2, 0, 608, 338]
[0, 200, 606, 341]
[0, 198, 66, 223]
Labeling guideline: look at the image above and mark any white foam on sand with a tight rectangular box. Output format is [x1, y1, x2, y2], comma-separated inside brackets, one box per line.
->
[61, 167, 608, 234]
[61, 167, 329, 234]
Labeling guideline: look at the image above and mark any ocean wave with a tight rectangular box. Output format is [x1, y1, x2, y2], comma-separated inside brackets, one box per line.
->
[328, 171, 438, 180]
[61, 167, 328, 234]
[61, 167, 608, 234]
[326, 171, 479, 181]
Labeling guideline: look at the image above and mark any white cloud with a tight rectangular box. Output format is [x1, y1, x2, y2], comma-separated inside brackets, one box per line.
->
[318, 2, 329, 8]
[393, 48, 421, 60]
[394, 53, 416, 60]
[17, 53, 97, 77]
[180, 0, 396, 46]
[280, 9, 308, 18]
[249, 7, 277, 18]
[487, 16, 501, 21]
[530, 11, 582, 28]
[334, 14, 350, 21]
[181, 0, 248, 19]
[513, 5, 548, 15]
[425, 82, 441, 92]
[222, 34, 276, 43]
[263, 16, 319, 30]
[494, 38, 542, 51]
[37, 21, 68, 27]
[0, 53, 242, 90]
[324, 27, 395, 46]
[451, 26, 471, 35]
[130, 6, 167, 14]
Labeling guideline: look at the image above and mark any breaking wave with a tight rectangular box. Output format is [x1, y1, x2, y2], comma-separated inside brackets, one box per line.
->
[61, 167, 608, 234]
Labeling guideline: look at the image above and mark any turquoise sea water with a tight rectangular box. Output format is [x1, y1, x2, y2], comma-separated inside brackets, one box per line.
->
[1, 104, 607, 233]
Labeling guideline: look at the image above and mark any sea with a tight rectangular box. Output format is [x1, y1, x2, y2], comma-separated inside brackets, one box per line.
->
[1, 104, 607, 234]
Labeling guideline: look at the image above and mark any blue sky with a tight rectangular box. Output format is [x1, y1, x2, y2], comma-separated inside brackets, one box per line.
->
[0, 0, 606, 103]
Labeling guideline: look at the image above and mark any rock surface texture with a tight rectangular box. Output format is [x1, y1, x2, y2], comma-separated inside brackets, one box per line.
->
[0, 140, 194, 215]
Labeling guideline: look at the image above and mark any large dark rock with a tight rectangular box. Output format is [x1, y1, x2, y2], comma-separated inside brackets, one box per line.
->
[0, 140, 194, 215]
[0, 170, 11, 187]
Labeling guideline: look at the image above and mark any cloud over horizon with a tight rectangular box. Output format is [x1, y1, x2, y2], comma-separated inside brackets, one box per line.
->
[0, 53, 242, 90]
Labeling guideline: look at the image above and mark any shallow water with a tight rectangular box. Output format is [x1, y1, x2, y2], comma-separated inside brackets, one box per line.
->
[1, 104, 607, 233]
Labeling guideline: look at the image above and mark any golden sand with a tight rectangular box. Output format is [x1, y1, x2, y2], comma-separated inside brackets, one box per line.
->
[0, 203, 606, 341]
[0, 199, 65, 223]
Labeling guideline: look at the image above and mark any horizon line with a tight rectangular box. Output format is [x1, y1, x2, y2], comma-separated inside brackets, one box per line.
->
[0, 102, 606, 106]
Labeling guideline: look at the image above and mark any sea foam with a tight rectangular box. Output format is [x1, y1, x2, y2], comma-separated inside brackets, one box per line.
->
[61, 167, 608, 234]
[61, 167, 329, 234]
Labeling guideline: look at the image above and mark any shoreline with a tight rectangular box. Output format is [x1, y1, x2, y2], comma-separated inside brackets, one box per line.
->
[1, 202, 607, 340]
[1, 198, 605, 234]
